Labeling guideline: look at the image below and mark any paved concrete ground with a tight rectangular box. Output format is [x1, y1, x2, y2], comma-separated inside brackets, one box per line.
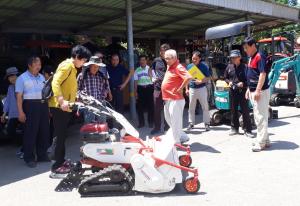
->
[0, 106, 300, 206]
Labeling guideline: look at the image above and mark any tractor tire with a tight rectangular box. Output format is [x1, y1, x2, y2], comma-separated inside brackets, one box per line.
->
[295, 98, 300, 108]
[270, 94, 280, 106]
[210, 111, 222, 126]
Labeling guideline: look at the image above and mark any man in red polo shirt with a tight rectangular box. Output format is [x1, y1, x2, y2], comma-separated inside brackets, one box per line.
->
[243, 37, 270, 152]
[161, 49, 192, 143]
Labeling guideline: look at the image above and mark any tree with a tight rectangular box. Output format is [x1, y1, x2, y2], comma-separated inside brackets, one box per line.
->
[254, 1, 300, 39]
[274, 0, 298, 6]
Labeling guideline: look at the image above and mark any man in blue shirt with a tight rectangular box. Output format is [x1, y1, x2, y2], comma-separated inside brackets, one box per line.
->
[186, 51, 211, 131]
[107, 54, 132, 112]
[16, 56, 50, 168]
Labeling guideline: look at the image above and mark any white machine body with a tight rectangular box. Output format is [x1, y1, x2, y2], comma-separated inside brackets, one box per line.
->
[82, 130, 183, 193]
[131, 131, 182, 193]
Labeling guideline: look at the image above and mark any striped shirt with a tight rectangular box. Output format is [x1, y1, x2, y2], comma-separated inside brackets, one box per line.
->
[15, 70, 45, 100]
[134, 65, 153, 86]
[77, 71, 110, 101]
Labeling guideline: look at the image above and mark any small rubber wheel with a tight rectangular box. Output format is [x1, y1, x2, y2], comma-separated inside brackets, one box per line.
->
[179, 155, 192, 168]
[212, 112, 222, 125]
[295, 100, 300, 108]
[183, 178, 200, 194]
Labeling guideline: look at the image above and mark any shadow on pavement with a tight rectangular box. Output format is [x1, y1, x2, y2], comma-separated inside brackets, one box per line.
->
[143, 184, 207, 198]
[190, 142, 221, 153]
[266, 140, 299, 151]
[209, 126, 230, 131]
[0, 150, 52, 187]
[185, 130, 202, 135]
[269, 119, 290, 128]
[0, 124, 82, 187]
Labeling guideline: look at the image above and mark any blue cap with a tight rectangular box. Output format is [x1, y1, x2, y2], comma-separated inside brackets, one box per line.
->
[229, 50, 241, 58]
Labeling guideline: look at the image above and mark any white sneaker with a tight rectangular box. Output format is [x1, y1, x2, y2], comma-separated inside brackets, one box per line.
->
[252, 143, 263, 152]
[252, 140, 271, 147]
[252, 141, 270, 152]
[245, 132, 255, 138]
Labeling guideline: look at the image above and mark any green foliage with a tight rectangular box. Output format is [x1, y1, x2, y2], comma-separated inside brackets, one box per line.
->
[274, 0, 288, 5]
[254, 24, 300, 41]
[274, 0, 298, 6]
[91, 37, 108, 47]
[254, 0, 300, 40]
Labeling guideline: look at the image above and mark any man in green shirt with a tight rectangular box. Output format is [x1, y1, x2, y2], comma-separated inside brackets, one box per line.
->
[134, 55, 154, 128]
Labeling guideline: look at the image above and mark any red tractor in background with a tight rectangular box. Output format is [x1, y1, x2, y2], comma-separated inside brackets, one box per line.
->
[258, 32, 299, 106]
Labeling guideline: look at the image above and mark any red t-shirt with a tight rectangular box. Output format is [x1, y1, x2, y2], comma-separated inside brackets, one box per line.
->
[161, 60, 191, 100]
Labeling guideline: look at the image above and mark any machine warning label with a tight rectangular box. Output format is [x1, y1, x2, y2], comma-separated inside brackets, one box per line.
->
[97, 148, 114, 155]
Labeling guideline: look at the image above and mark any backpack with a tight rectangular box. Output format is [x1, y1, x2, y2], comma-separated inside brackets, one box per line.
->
[41, 74, 54, 100]
[41, 70, 72, 100]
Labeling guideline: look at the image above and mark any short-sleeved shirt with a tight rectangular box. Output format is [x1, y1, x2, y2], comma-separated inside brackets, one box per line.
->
[107, 64, 129, 89]
[134, 65, 153, 86]
[152, 57, 167, 91]
[15, 70, 45, 100]
[161, 60, 192, 100]
[187, 62, 210, 89]
[246, 52, 269, 92]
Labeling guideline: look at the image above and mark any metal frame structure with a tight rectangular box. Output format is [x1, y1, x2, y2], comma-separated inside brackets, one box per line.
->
[0, 0, 298, 38]
[0, 0, 299, 118]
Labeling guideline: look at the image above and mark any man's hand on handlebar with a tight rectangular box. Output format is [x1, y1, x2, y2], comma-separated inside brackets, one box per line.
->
[60, 100, 70, 112]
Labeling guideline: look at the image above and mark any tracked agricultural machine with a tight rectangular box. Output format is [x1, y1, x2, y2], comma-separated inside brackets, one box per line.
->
[55, 93, 200, 197]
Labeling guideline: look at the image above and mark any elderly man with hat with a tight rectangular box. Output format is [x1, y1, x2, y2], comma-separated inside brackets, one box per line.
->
[224, 50, 253, 137]
[77, 56, 112, 123]
[1, 67, 20, 140]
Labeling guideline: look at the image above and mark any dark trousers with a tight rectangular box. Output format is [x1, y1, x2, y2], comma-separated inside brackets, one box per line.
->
[23, 100, 50, 163]
[137, 85, 154, 126]
[50, 108, 71, 171]
[49, 116, 54, 145]
[230, 89, 252, 133]
[111, 88, 123, 113]
[153, 90, 169, 131]
[7, 118, 19, 138]
[7, 118, 23, 145]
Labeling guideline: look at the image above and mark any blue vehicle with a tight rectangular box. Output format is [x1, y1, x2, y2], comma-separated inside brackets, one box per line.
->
[209, 80, 256, 127]
[205, 21, 277, 127]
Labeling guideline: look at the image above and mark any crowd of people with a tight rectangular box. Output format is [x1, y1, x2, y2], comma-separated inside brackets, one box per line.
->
[0, 36, 271, 178]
